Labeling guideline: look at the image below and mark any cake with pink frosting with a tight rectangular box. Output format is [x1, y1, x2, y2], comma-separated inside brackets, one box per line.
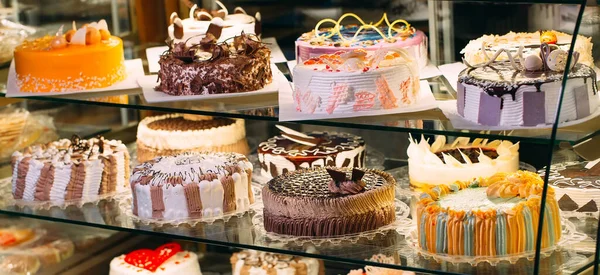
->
[262, 167, 395, 237]
[296, 13, 427, 69]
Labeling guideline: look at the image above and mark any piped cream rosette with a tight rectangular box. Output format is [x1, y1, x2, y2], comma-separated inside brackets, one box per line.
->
[407, 135, 519, 190]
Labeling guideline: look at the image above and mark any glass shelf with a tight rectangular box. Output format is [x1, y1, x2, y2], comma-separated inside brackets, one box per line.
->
[0, 184, 594, 275]
[1, 64, 598, 145]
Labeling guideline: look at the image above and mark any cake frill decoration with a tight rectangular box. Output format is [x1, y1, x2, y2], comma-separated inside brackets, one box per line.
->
[463, 31, 580, 73]
[327, 168, 367, 195]
[312, 13, 415, 46]
[124, 242, 181, 272]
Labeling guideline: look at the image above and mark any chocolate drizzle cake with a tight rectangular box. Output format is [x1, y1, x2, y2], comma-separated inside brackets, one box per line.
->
[257, 131, 366, 179]
[540, 160, 600, 215]
[136, 114, 249, 162]
[130, 152, 254, 220]
[11, 136, 131, 203]
[262, 167, 395, 237]
[156, 32, 272, 96]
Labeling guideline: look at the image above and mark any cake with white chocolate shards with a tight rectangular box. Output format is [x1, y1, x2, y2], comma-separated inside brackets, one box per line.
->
[262, 167, 395, 237]
[11, 136, 130, 203]
[457, 31, 598, 127]
[168, 0, 261, 45]
[408, 135, 519, 190]
[130, 152, 253, 220]
[136, 114, 249, 162]
[257, 126, 366, 179]
[157, 29, 272, 96]
[230, 250, 323, 275]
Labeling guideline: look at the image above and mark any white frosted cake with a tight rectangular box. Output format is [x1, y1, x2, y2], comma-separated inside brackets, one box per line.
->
[136, 114, 249, 162]
[168, 0, 259, 45]
[11, 136, 130, 203]
[407, 135, 519, 190]
[109, 243, 201, 275]
[293, 49, 419, 116]
[540, 160, 600, 215]
[231, 250, 322, 275]
[130, 152, 253, 220]
[457, 31, 598, 127]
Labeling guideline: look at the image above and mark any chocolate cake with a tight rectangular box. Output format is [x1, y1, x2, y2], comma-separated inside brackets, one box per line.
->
[156, 31, 272, 95]
[262, 167, 396, 237]
[11, 136, 131, 203]
[136, 114, 250, 162]
[540, 160, 600, 215]
[130, 152, 254, 220]
[257, 128, 366, 179]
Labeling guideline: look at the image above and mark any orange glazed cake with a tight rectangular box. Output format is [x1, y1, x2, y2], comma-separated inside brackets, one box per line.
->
[14, 19, 126, 92]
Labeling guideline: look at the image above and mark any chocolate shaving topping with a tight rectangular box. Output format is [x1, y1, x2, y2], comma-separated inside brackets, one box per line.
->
[200, 34, 217, 51]
[171, 42, 195, 63]
[326, 168, 347, 182]
[97, 135, 105, 154]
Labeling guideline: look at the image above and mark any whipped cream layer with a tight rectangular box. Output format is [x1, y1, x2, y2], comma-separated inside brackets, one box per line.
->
[130, 152, 253, 220]
[137, 114, 246, 150]
[457, 62, 598, 126]
[169, 15, 255, 45]
[408, 135, 519, 188]
[109, 251, 201, 275]
[231, 250, 321, 275]
[257, 131, 366, 179]
[11, 137, 130, 202]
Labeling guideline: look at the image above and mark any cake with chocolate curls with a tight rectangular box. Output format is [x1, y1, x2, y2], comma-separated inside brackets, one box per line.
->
[136, 113, 249, 162]
[262, 167, 395, 237]
[11, 135, 131, 204]
[157, 24, 272, 96]
[130, 152, 254, 220]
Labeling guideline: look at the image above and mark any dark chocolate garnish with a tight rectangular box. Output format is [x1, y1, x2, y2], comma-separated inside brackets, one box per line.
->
[326, 168, 347, 182]
[206, 22, 223, 40]
[558, 194, 579, 211]
[351, 168, 365, 182]
[577, 200, 598, 212]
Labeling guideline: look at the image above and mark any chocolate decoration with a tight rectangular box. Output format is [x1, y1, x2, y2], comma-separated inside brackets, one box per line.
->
[459, 62, 598, 101]
[147, 117, 235, 131]
[435, 148, 498, 164]
[197, 9, 213, 21]
[523, 91, 546, 126]
[234, 7, 246, 14]
[558, 194, 579, 211]
[589, 161, 600, 176]
[574, 85, 591, 119]
[206, 22, 223, 40]
[173, 18, 184, 39]
[577, 200, 598, 212]
[351, 168, 365, 182]
[326, 168, 347, 182]
[281, 133, 319, 147]
[169, 12, 179, 25]
[254, 12, 262, 36]
[211, 10, 226, 19]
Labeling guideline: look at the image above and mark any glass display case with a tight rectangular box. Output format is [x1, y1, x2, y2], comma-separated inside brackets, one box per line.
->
[0, 0, 599, 274]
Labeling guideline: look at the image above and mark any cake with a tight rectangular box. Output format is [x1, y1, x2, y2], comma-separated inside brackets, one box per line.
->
[407, 135, 519, 190]
[0, 227, 35, 248]
[461, 31, 594, 68]
[257, 126, 366, 179]
[457, 33, 598, 127]
[130, 152, 254, 220]
[14, 20, 126, 92]
[156, 32, 272, 96]
[296, 13, 427, 68]
[540, 160, 600, 215]
[293, 48, 419, 115]
[0, 107, 28, 158]
[231, 250, 323, 275]
[136, 114, 249, 162]
[168, 0, 260, 45]
[11, 136, 131, 203]
[348, 254, 415, 275]
[0, 255, 40, 275]
[262, 167, 396, 236]
[416, 171, 562, 256]
[109, 242, 201, 275]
